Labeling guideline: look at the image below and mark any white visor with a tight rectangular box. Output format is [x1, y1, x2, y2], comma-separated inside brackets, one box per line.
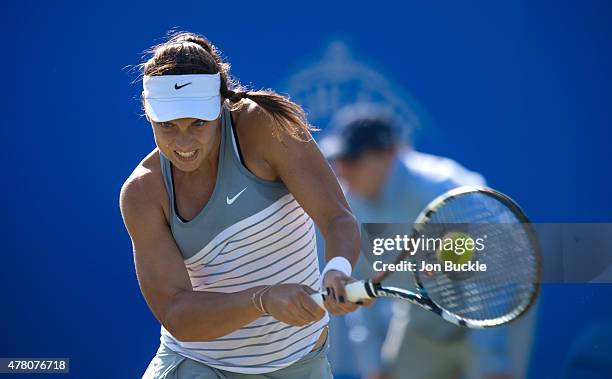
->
[142, 73, 221, 122]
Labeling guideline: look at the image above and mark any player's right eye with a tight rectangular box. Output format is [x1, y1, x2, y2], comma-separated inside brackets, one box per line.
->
[158, 122, 173, 129]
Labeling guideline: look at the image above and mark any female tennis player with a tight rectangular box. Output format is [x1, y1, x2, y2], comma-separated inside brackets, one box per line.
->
[119, 32, 368, 378]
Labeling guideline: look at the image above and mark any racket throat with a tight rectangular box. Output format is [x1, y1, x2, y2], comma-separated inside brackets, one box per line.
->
[364, 281, 379, 298]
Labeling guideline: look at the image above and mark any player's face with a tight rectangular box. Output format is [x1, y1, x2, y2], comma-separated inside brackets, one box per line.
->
[150, 116, 221, 172]
[335, 150, 394, 200]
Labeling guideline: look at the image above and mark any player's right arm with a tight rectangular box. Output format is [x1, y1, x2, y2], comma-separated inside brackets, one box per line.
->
[119, 171, 263, 341]
[119, 167, 323, 341]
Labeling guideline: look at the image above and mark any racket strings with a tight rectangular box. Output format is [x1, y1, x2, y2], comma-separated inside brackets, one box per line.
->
[414, 192, 539, 326]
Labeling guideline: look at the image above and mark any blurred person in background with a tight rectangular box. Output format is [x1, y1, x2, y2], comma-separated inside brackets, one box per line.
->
[319, 103, 515, 379]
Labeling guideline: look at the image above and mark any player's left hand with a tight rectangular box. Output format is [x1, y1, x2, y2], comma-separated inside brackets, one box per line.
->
[322, 270, 374, 314]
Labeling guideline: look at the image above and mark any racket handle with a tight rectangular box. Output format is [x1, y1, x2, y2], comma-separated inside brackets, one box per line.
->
[345, 280, 372, 302]
[310, 281, 372, 309]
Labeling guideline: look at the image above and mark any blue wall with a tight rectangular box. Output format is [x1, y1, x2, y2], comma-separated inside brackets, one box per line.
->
[1, 1, 610, 377]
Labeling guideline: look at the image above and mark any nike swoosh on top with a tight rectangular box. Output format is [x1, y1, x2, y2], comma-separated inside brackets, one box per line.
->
[174, 82, 192, 90]
[226, 187, 248, 205]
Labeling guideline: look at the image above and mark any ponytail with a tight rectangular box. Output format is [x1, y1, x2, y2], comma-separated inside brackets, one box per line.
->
[222, 87, 313, 141]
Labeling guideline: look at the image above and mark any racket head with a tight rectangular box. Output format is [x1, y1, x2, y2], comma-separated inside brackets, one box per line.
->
[409, 186, 541, 328]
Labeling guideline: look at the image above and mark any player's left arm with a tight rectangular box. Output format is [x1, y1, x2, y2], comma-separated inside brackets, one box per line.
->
[246, 105, 363, 315]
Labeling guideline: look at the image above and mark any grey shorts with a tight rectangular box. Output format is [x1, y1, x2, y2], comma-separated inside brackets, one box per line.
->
[142, 336, 333, 379]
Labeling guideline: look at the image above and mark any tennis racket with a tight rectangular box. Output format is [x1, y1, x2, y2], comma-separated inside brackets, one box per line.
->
[311, 186, 541, 328]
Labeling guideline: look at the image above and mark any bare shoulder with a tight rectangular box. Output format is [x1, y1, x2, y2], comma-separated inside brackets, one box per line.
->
[119, 149, 167, 221]
[229, 99, 317, 182]
[233, 98, 312, 147]
[232, 99, 275, 137]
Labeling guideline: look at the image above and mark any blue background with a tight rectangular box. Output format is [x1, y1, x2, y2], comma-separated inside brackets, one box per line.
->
[1, 0, 611, 378]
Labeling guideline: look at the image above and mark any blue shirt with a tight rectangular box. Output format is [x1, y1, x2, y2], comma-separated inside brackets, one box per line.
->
[343, 150, 510, 376]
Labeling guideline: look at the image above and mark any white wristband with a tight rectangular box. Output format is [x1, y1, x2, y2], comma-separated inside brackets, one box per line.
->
[321, 257, 353, 287]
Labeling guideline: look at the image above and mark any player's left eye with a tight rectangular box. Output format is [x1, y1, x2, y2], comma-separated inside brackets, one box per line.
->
[192, 120, 207, 127]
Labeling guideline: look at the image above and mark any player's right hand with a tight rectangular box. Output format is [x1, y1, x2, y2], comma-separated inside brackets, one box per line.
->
[261, 284, 326, 326]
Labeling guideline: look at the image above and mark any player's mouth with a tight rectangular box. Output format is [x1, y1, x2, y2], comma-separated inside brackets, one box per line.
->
[174, 149, 199, 162]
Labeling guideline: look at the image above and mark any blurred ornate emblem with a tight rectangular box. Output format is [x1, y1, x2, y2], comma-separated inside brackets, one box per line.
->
[280, 40, 422, 140]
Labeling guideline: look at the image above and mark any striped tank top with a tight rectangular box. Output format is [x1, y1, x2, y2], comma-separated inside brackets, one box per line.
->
[158, 104, 328, 374]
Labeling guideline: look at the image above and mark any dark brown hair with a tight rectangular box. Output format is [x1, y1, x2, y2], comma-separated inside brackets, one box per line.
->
[141, 31, 313, 140]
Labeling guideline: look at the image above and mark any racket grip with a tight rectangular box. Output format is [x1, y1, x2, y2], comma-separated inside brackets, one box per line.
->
[309, 281, 372, 309]
[345, 280, 372, 302]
